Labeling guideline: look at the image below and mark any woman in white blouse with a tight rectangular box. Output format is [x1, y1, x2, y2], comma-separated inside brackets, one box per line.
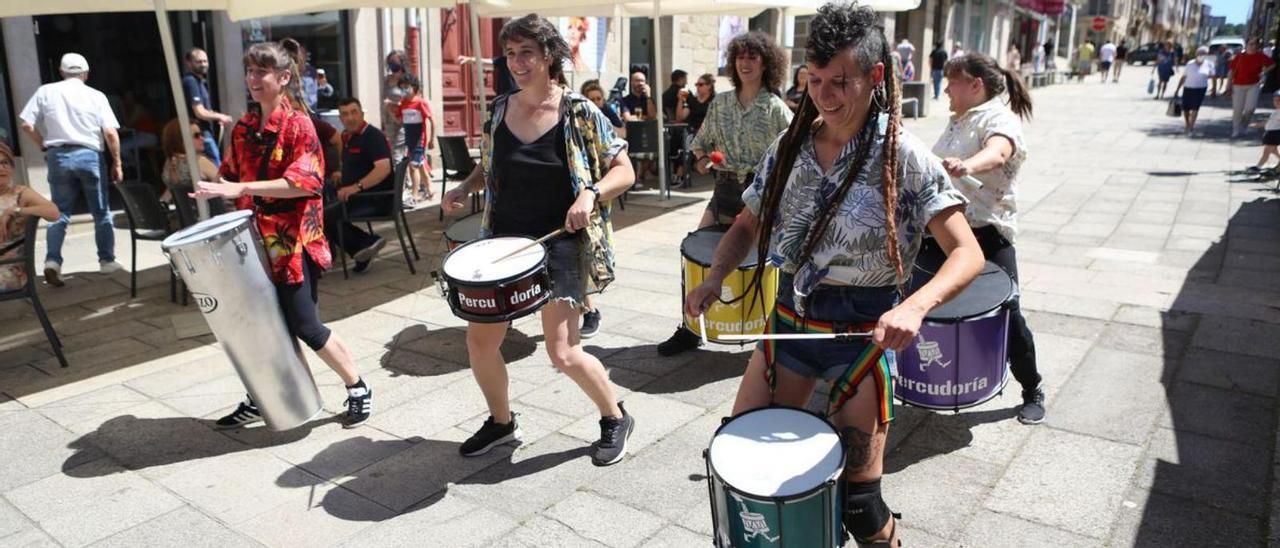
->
[1174, 46, 1215, 136]
[932, 51, 1044, 425]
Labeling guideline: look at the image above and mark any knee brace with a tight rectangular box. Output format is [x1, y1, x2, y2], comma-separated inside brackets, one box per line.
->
[844, 479, 892, 542]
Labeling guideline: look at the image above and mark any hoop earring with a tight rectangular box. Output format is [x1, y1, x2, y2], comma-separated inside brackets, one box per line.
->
[871, 83, 887, 113]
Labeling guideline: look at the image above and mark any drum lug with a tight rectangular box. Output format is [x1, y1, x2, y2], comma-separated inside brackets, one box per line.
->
[234, 237, 249, 257]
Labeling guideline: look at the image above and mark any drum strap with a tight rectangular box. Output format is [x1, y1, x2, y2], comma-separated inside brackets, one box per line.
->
[249, 128, 296, 216]
[761, 301, 892, 422]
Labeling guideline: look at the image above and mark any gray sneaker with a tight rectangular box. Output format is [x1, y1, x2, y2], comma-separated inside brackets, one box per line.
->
[1018, 387, 1046, 425]
[592, 402, 635, 466]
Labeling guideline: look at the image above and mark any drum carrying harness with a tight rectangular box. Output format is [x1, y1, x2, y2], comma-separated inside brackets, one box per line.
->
[244, 120, 299, 216]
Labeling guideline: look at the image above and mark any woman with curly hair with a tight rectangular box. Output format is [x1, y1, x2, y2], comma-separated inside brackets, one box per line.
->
[685, 3, 983, 544]
[657, 30, 794, 356]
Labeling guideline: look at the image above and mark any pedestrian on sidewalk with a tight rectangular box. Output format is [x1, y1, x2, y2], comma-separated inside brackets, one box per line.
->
[1114, 40, 1129, 82]
[1226, 37, 1275, 139]
[1174, 46, 1214, 136]
[17, 52, 125, 287]
[933, 51, 1045, 425]
[931, 42, 949, 99]
[181, 48, 233, 166]
[1099, 39, 1116, 83]
[1075, 40, 1095, 82]
[1247, 92, 1280, 173]
[0, 141, 61, 292]
[192, 41, 372, 430]
[1154, 41, 1177, 99]
[1212, 44, 1233, 97]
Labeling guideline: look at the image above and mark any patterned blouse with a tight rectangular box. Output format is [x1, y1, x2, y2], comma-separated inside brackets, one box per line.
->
[690, 89, 793, 180]
[743, 116, 966, 309]
[930, 97, 1027, 243]
[478, 90, 628, 293]
[0, 189, 27, 291]
[219, 100, 332, 285]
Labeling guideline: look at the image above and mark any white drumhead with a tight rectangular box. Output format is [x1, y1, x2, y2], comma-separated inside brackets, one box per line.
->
[709, 407, 843, 498]
[443, 237, 546, 282]
[162, 210, 253, 250]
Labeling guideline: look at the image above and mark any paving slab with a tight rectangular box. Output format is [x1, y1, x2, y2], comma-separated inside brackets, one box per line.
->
[88, 506, 262, 548]
[544, 491, 666, 548]
[984, 428, 1142, 538]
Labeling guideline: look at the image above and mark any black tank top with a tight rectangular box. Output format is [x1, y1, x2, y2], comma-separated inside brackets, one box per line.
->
[490, 118, 575, 238]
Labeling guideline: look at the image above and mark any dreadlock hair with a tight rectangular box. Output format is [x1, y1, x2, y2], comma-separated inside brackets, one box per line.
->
[244, 41, 308, 116]
[944, 52, 1033, 120]
[746, 1, 905, 308]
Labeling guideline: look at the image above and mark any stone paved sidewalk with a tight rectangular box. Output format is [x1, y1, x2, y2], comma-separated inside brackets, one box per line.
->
[2, 70, 1279, 547]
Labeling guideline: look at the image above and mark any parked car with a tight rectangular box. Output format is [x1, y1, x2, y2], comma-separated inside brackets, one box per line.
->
[1208, 36, 1244, 54]
[1127, 42, 1160, 65]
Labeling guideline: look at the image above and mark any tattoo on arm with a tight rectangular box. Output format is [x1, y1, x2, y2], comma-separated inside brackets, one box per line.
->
[840, 426, 874, 471]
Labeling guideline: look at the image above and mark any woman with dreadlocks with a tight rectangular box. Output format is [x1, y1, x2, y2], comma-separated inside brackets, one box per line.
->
[931, 52, 1042, 424]
[685, 4, 983, 545]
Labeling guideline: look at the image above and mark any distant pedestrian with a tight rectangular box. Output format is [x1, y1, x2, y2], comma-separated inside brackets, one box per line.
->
[930, 41, 949, 99]
[951, 41, 965, 60]
[1006, 43, 1021, 75]
[17, 52, 125, 286]
[1031, 41, 1045, 73]
[181, 48, 233, 166]
[1174, 46, 1214, 136]
[1044, 40, 1056, 70]
[1154, 41, 1176, 99]
[1249, 92, 1280, 172]
[1114, 40, 1129, 82]
[1076, 40, 1095, 81]
[1226, 37, 1275, 138]
[1212, 45, 1233, 97]
[1099, 39, 1116, 83]
[898, 38, 916, 80]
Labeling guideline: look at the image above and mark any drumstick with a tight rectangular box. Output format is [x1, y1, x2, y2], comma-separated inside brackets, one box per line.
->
[697, 314, 871, 342]
[957, 175, 984, 190]
[491, 228, 565, 264]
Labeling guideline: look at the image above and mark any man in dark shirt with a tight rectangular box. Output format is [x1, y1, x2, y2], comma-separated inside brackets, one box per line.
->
[661, 69, 688, 121]
[929, 42, 948, 100]
[621, 70, 657, 121]
[181, 48, 232, 165]
[325, 97, 393, 273]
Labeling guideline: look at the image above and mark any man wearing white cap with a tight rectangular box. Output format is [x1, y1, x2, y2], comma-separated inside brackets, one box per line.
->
[18, 52, 124, 286]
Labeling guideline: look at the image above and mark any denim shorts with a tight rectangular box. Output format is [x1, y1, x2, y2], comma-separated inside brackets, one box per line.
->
[545, 235, 587, 311]
[403, 123, 426, 165]
[708, 170, 750, 225]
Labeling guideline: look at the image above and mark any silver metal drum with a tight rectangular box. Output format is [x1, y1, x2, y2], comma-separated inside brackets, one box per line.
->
[161, 210, 323, 431]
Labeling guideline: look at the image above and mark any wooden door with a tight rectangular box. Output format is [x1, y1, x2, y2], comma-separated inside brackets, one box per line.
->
[440, 5, 501, 145]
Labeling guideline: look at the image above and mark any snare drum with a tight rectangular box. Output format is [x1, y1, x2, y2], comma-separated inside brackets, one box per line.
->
[705, 407, 845, 548]
[440, 236, 552, 323]
[896, 258, 1014, 410]
[444, 213, 483, 251]
[681, 226, 778, 344]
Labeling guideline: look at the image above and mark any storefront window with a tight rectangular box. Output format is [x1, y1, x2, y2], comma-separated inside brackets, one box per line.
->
[241, 12, 350, 113]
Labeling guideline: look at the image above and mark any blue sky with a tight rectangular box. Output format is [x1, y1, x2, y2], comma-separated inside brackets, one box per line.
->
[1206, 0, 1251, 24]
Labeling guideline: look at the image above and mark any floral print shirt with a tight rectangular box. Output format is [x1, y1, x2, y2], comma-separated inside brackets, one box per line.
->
[219, 100, 332, 284]
[690, 89, 793, 179]
[931, 97, 1027, 243]
[479, 90, 628, 293]
[743, 117, 966, 304]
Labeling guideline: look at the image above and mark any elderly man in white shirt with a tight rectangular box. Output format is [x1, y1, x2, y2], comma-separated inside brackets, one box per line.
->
[18, 53, 124, 286]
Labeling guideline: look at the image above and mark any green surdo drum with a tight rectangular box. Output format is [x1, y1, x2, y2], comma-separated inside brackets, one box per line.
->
[705, 406, 846, 547]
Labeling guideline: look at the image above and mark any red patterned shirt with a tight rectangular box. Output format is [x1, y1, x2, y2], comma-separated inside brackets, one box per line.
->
[218, 100, 331, 284]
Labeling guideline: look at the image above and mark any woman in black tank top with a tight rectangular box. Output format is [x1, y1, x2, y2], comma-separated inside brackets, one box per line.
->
[441, 15, 638, 467]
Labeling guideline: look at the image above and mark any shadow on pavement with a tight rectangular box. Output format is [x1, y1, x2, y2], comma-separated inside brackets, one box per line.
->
[1135, 196, 1280, 545]
[378, 325, 537, 378]
[882, 406, 1018, 475]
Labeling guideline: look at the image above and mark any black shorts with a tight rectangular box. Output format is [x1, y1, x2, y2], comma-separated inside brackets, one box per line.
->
[1264, 130, 1280, 146]
[708, 170, 751, 225]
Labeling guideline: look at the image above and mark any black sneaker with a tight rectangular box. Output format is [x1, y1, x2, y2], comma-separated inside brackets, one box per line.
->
[657, 326, 702, 356]
[215, 396, 262, 429]
[592, 402, 635, 466]
[1247, 165, 1263, 173]
[352, 259, 373, 274]
[581, 309, 602, 339]
[1018, 387, 1046, 425]
[460, 413, 521, 457]
[343, 381, 372, 429]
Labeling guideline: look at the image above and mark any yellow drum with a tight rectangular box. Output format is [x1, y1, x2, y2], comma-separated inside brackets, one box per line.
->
[681, 226, 778, 344]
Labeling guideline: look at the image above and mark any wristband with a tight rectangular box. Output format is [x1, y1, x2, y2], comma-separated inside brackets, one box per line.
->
[586, 186, 601, 200]
[356, 182, 364, 191]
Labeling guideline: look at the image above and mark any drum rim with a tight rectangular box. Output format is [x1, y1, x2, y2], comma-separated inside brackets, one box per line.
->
[920, 262, 1015, 323]
[162, 210, 254, 250]
[681, 226, 761, 270]
[444, 212, 484, 243]
[706, 405, 846, 501]
[441, 237, 548, 286]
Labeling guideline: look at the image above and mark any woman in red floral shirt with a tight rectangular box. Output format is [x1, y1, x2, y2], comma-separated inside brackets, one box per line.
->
[193, 41, 371, 429]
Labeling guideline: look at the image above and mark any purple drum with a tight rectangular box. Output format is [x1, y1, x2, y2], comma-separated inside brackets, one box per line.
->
[896, 261, 1014, 410]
